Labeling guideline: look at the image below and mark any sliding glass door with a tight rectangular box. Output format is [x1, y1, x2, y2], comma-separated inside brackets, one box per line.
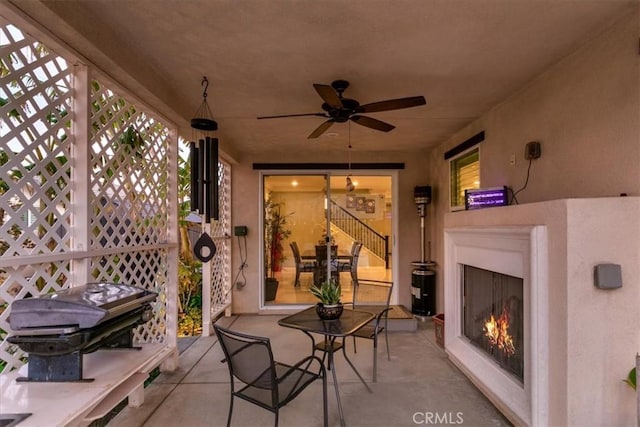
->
[262, 172, 393, 306]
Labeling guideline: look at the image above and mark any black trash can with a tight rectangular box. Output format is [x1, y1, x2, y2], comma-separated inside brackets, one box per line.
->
[411, 268, 435, 316]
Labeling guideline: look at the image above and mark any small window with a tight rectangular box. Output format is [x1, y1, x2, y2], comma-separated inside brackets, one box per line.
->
[450, 147, 480, 210]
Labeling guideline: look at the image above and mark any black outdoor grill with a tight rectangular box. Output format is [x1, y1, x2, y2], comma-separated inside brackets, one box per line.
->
[8, 282, 157, 382]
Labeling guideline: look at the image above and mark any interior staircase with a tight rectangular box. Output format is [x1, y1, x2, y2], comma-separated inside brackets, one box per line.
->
[329, 200, 389, 268]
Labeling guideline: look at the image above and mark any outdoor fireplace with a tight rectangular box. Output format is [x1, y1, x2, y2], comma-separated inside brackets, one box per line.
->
[444, 225, 547, 426]
[443, 198, 639, 426]
[462, 265, 524, 383]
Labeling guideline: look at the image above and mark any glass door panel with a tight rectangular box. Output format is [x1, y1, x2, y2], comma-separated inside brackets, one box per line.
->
[262, 173, 393, 306]
[263, 174, 327, 305]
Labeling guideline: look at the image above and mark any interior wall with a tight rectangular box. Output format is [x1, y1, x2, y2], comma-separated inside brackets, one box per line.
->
[427, 7, 640, 314]
[231, 150, 429, 313]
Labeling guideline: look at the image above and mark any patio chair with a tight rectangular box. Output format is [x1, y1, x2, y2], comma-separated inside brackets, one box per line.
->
[345, 279, 393, 382]
[290, 241, 315, 287]
[214, 324, 328, 427]
[337, 241, 363, 285]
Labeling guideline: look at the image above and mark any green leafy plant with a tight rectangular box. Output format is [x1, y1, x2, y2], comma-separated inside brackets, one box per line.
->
[264, 194, 293, 278]
[310, 280, 342, 305]
[623, 366, 636, 390]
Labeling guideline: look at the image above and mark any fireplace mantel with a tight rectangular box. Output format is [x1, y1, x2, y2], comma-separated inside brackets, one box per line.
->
[443, 197, 639, 427]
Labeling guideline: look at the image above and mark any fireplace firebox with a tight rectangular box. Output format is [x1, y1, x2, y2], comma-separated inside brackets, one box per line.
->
[462, 265, 524, 383]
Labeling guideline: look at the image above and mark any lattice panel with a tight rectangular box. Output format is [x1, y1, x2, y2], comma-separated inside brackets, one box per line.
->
[0, 20, 173, 373]
[0, 19, 73, 257]
[89, 79, 169, 250]
[209, 160, 232, 316]
[91, 251, 167, 343]
[0, 260, 72, 372]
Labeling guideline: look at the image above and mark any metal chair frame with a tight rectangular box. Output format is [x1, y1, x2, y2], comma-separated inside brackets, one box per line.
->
[344, 279, 393, 382]
[214, 324, 328, 427]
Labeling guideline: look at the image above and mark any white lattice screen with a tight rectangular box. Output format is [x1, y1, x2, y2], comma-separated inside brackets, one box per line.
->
[0, 19, 176, 372]
[208, 159, 232, 319]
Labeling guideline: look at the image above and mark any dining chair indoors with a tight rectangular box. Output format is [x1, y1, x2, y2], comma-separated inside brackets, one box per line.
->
[344, 279, 393, 382]
[214, 324, 328, 427]
[290, 241, 315, 287]
[337, 241, 363, 285]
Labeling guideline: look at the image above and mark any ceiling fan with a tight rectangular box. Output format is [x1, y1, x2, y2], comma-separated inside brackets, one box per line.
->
[257, 79, 426, 138]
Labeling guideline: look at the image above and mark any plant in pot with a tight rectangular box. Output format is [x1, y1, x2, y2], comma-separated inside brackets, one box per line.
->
[264, 194, 292, 301]
[310, 279, 343, 320]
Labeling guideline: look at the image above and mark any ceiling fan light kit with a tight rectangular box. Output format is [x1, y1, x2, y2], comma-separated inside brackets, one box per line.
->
[257, 79, 426, 138]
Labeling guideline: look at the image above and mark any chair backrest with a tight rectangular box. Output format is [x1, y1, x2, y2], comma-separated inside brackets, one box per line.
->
[290, 242, 302, 264]
[214, 324, 277, 391]
[350, 243, 363, 272]
[349, 241, 360, 256]
[352, 279, 393, 308]
[315, 245, 337, 262]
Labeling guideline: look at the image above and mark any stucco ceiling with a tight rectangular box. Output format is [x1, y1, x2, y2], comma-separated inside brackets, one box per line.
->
[8, 0, 636, 161]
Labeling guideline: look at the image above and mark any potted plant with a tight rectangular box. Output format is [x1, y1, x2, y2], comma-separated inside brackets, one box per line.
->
[264, 194, 292, 301]
[310, 279, 343, 320]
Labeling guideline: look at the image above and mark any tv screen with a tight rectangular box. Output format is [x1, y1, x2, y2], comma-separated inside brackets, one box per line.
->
[465, 186, 508, 210]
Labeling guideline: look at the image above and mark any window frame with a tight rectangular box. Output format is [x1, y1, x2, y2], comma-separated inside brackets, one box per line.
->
[449, 146, 480, 211]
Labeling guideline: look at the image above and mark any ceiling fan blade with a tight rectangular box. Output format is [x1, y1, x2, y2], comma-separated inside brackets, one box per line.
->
[350, 115, 395, 132]
[358, 96, 426, 113]
[313, 84, 343, 109]
[308, 119, 335, 139]
[257, 112, 326, 119]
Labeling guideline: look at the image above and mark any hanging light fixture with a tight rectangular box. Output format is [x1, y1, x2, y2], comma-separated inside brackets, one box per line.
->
[346, 122, 356, 192]
[189, 76, 219, 224]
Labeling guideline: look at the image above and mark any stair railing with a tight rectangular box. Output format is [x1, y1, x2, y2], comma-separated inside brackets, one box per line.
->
[329, 200, 389, 268]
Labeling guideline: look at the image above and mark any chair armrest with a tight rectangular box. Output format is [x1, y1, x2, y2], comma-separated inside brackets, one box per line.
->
[277, 355, 326, 383]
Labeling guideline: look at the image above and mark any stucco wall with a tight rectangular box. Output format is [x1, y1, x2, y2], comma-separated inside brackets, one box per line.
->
[427, 7, 640, 315]
[230, 150, 430, 313]
[444, 197, 639, 426]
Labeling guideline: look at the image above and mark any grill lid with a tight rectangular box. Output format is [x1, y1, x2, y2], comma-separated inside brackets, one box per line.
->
[9, 282, 156, 330]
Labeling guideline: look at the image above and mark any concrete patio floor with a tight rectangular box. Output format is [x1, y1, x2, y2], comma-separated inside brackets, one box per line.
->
[108, 315, 512, 427]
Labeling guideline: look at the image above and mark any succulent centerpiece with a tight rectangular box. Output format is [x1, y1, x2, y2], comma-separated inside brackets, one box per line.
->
[310, 280, 343, 320]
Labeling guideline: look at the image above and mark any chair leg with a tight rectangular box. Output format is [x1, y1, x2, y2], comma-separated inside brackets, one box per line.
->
[294, 268, 300, 287]
[274, 409, 279, 427]
[322, 371, 328, 427]
[385, 329, 391, 361]
[226, 395, 234, 427]
[352, 336, 357, 353]
[373, 335, 378, 383]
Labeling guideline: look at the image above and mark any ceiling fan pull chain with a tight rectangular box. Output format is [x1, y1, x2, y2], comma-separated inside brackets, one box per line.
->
[348, 122, 352, 171]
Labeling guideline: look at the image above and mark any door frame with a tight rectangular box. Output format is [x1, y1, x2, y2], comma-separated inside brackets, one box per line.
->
[259, 169, 398, 311]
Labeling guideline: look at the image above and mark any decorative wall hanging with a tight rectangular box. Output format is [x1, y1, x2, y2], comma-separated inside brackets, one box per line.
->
[365, 199, 376, 214]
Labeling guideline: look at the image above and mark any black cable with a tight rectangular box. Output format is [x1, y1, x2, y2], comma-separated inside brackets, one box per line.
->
[511, 158, 533, 205]
[233, 235, 248, 289]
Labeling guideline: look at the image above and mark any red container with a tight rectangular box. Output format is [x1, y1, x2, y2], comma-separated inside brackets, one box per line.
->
[433, 313, 445, 348]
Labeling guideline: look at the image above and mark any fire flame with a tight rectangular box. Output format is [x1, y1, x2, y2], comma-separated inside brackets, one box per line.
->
[484, 306, 516, 356]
